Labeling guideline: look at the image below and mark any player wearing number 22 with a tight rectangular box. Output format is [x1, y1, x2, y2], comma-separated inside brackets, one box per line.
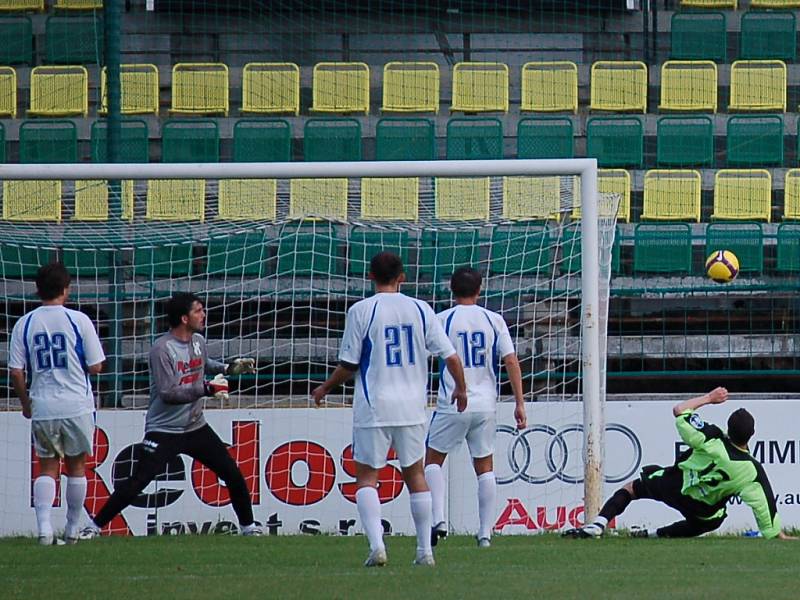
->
[313, 252, 468, 568]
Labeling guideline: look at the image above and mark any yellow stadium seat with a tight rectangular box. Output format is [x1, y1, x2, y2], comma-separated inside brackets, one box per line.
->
[3, 181, 60, 222]
[311, 62, 370, 114]
[521, 61, 578, 113]
[74, 180, 134, 221]
[571, 170, 631, 222]
[680, 0, 736, 7]
[0, 67, 16, 118]
[436, 178, 490, 220]
[642, 170, 702, 222]
[451, 62, 509, 113]
[170, 63, 229, 116]
[729, 60, 786, 112]
[503, 176, 568, 221]
[100, 64, 159, 115]
[784, 170, 800, 220]
[712, 169, 772, 222]
[361, 178, 419, 221]
[0, 1, 43, 10]
[241, 63, 300, 115]
[29, 66, 88, 117]
[289, 179, 348, 219]
[382, 62, 439, 113]
[54, 0, 102, 7]
[146, 180, 205, 221]
[218, 179, 277, 221]
[659, 61, 717, 113]
[590, 61, 648, 113]
[752, 0, 800, 6]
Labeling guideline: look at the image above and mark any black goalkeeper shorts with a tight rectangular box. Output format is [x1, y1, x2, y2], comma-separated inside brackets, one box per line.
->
[632, 465, 723, 521]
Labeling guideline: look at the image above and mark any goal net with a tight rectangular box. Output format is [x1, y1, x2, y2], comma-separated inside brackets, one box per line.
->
[0, 159, 620, 537]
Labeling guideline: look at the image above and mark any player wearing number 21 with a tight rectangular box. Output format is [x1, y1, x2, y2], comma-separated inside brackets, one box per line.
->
[312, 252, 468, 568]
[9, 263, 106, 545]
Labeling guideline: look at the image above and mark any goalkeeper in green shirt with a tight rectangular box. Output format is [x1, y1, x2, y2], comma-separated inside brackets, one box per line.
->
[565, 387, 794, 540]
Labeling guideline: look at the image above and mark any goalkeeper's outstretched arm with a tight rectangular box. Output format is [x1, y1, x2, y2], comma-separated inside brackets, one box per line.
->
[672, 387, 728, 417]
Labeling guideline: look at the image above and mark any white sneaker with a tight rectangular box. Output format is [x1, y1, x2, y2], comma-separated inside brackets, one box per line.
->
[477, 537, 491, 548]
[241, 524, 263, 536]
[412, 554, 435, 567]
[78, 526, 100, 540]
[562, 523, 604, 539]
[364, 548, 388, 567]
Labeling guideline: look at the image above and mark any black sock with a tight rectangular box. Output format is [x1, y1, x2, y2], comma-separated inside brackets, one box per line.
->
[599, 488, 633, 522]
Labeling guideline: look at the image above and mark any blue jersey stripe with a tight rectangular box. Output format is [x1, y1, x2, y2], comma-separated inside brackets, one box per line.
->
[413, 300, 427, 335]
[480, 309, 501, 388]
[22, 313, 34, 385]
[440, 309, 457, 399]
[359, 302, 380, 406]
[64, 310, 91, 393]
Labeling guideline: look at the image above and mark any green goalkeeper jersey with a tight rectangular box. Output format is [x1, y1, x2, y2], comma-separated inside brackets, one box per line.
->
[675, 410, 781, 538]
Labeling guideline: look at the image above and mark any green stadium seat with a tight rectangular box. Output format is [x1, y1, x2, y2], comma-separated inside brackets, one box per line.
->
[586, 116, 643, 168]
[304, 118, 361, 162]
[705, 222, 764, 274]
[348, 228, 410, 277]
[61, 248, 112, 278]
[19, 120, 77, 164]
[656, 116, 714, 167]
[207, 231, 267, 277]
[670, 11, 727, 63]
[558, 224, 622, 275]
[0, 16, 32, 64]
[633, 223, 693, 274]
[0, 122, 5, 163]
[776, 223, 800, 272]
[740, 11, 796, 62]
[275, 222, 341, 276]
[0, 244, 50, 279]
[419, 229, 480, 281]
[161, 119, 219, 163]
[233, 119, 291, 162]
[91, 120, 149, 163]
[375, 118, 435, 161]
[489, 226, 552, 276]
[516, 117, 573, 159]
[133, 245, 193, 278]
[726, 115, 783, 167]
[446, 117, 503, 160]
[45, 16, 103, 64]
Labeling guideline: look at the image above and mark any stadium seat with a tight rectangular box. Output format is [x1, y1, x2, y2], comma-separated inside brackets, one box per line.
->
[19, 120, 77, 163]
[670, 11, 726, 63]
[375, 118, 435, 161]
[74, 180, 134, 221]
[162, 119, 219, 163]
[54, 0, 103, 7]
[0, 16, 33, 65]
[361, 178, 419, 221]
[642, 170, 702, 222]
[435, 178, 490, 221]
[91, 119, 150, 163]
[705, 223, 764, 274]
[503, 176, 567, 221]
[679, 0, 736, 7]
[572, 169, 632, 223]
[451, 62, 509, 113]
[0, 244, 50, 279]
[100, 64, 159, 115]
[349, 229, 410, 276]
[776, 223, 800, 272]
[289, 179, 348, 220]
[751, 0, 800, 6]
[784, 169, 800, 220]
[489, 226, 553, 276]
[45, 16, 102, 64]
[586, 116, 643, 168]
[726, 115, 783, 167]
[218, 179, 277, 221]
[633, 223, 693, 274]
[517, 117, 573, 159]
[2, 180, 61, 222]
[233, 119, 291, 162]
[729, 60, 786, 112]
[0, 67, 15, 118]
[658, 61, 717, 112]
[712, 169, 772, 222]
[170, 63, 229, 116]
[520, 61, 578, 113]
[589, 61, 647, 113]
[60, 248, 112, 278]
[207, 231, 268, 277]
[419, 229, 480, 281]
[656, 116, 714, 167]
[559, 224, 622, 275]
[311, 62, 370, 114]
[446, 117, 503, 160]
[740, 11, 796, 62]
[382, 62, 439, 113]
[146, 180, 205, 221]
[275, 221, 341, 276]
[241, 62, 300, 115]
[0, 123, 5, 163]
[29, 66, 88, 117]
[133, 245, 193, 279]
[304, 118, 361, 162]
[0, 1, 43, 10]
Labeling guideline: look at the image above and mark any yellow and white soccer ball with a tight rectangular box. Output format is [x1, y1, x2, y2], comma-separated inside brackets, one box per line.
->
[705, 250, 739, 283]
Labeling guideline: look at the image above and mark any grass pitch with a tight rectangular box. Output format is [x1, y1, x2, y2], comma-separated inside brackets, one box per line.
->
[0, 534, 796, 599]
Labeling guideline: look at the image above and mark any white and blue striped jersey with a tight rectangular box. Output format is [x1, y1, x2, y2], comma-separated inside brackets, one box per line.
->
[339, 292, 455, 428]
[8, 305, 105, 420]
[436, 304, 515, 413]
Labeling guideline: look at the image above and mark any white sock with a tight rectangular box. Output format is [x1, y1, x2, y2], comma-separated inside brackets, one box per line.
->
[355, 487, 385, 553]
[409, 491, 433, 557]
[33, 476, 57, 538]
[424, 464, 445, 526]
[65, 477, 87, 539]
[594, 515, 609, 529]
[477, 471, 496, 540]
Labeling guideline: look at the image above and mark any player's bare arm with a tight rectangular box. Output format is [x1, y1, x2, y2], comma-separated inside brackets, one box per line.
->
[503, 353, 527, 429]
[87, 361, 104, 375]
[312, 363, 356, 406]
[444, 354, 468, 412]
[9, 368, 31, 419]
[672, 386, 728, 417]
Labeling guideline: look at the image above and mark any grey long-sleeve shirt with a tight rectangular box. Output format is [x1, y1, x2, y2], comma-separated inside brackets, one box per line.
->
[145, 332, 226, 434]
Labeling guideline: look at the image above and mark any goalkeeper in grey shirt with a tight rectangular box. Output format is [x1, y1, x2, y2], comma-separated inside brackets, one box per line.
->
[80, 293, 261, 538]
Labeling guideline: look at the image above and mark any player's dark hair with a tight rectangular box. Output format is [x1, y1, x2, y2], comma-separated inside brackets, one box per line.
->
[727, 408, 755, 446]
[370, 252, 404, 285]
[35, 262, 71, 301]
[450, 266, 482, 298]
[165, 292, 202, 328]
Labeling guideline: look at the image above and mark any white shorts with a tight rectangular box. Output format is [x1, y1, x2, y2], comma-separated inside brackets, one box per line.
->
[31, 414, 94, 459]
[353, 424, 426, 469]
[426, 411, 496, 459]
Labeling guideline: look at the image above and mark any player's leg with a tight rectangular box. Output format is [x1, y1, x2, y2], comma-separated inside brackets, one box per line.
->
[467, 412, 496, 548]
[31, 419, 63, 545]
[352, 426, 390, 566]
[425, 411, 469, 545]
[654, 515, 725, 538]
[395, 424, 435, 566]
[61, 414, 94, 543]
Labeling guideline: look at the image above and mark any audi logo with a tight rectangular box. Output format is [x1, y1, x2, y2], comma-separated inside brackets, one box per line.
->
[496, 423, 642, 486]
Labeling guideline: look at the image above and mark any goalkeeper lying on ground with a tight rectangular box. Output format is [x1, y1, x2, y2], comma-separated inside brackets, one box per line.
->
[565, 387, 795, 540]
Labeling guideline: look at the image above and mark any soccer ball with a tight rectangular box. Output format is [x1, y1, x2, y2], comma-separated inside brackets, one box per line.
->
[705, 250, 739, 283]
